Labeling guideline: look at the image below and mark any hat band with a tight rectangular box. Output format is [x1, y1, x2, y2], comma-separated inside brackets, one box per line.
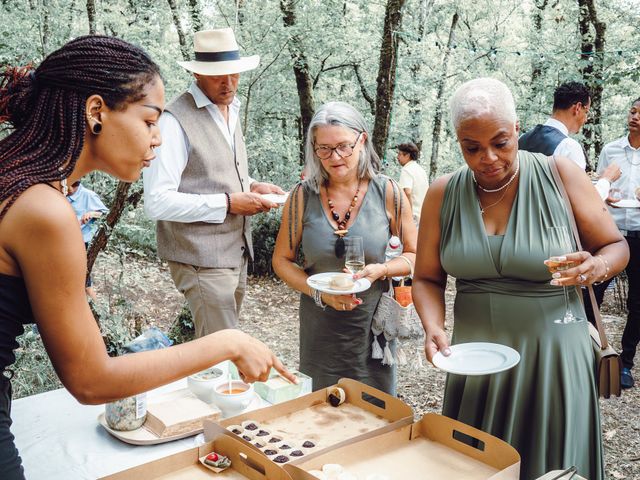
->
[194, 50, 241, 62]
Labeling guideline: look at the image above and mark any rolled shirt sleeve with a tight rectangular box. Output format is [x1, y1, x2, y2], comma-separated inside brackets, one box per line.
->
[143, 112, 227, 223]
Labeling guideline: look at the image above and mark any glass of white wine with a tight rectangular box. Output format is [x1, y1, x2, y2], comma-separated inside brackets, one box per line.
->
[546, 225, 583, 324]
[344, 236, 365, 275]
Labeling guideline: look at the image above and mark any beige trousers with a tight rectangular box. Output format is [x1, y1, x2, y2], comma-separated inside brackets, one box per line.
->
[168, 257, 248, 337]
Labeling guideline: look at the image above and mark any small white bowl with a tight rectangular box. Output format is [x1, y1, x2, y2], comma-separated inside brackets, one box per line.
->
[187, 367, 223, 403]
[212, 380, 254, 417]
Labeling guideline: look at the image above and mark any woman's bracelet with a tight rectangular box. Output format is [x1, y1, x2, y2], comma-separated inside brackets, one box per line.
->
[593, 254, 610, 285]
[310, 287, 326, 310]
[382, 263, 389, 279]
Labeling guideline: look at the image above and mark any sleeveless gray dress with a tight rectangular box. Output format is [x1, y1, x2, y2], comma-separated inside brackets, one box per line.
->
[299, 175, 395, 394]
[440, 151, 603, 480]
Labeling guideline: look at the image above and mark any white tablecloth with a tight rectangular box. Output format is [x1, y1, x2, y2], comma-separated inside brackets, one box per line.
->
[12, 365, 268, 479]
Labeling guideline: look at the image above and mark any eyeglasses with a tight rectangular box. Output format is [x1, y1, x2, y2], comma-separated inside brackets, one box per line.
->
[314, 133, 362, 160]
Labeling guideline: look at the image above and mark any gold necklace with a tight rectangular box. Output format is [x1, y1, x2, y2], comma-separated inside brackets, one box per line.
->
[477, 181, 513, 215]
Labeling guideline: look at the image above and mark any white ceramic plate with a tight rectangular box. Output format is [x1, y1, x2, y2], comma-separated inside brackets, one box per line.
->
[306, 272, 371, 295]
[432, 342, 520, 376]
[261, 193, 289, 205]
[611, 198, 640, 208]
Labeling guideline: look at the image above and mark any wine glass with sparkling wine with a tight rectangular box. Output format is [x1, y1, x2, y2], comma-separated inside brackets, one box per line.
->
[546, 226, 583, 324]
[344, 236, 365, 275]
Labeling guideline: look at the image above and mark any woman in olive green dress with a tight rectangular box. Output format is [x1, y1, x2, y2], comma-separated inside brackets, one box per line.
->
[413, 78, 629, 480]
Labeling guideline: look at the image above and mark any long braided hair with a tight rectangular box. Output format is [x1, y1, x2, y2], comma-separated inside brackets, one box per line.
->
[0, 35, 161, 220]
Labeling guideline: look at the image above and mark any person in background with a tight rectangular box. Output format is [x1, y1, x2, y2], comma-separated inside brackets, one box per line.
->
[396, 142, 429, 224]
[413, 77, 628, 479]
[272, 102, 417, 395]
[143, 28, 284, 338]
[584, 97, 640, 389]
[0, 35, 293, 480]
[66, 180, 108, 301]
[518, 81, 620, 200]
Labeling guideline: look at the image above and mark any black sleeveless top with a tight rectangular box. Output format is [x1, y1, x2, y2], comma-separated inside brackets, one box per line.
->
[0, 274, 34, 372]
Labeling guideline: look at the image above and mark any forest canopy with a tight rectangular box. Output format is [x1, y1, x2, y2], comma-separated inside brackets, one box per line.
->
[2, 0, 639, 182]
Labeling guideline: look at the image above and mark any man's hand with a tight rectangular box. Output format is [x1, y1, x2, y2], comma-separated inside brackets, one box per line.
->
[229, 192, 278, 216]
[250, 181, 285, 195]
[80, 211, 102, 224]
[600, 163, 621, 183]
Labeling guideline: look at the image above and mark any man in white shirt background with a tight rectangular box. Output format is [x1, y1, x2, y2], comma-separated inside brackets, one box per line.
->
[584, 97, 640, 389]
[144, 28, 284, 337]
[396, 142, 429, 224]
[518, 81, 620, 200]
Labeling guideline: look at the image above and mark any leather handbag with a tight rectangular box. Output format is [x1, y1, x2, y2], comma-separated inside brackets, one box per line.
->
[549, 157, 622, 398]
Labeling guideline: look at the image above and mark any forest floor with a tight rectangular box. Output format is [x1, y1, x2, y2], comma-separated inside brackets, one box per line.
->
[97, 251, 640, 480]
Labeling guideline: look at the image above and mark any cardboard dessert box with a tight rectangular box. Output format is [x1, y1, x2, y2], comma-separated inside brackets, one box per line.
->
[101, 432, 293, 480]
[283, 413, 521, 480]
[219, 378, 414, 463]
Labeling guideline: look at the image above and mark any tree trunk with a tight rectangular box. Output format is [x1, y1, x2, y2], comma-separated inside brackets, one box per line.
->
[37, 0, 50, 57]
[67, 0, 77, 38]
[405, 0, 436, 153]
[429, 12, 458, 182]
[86, 182, 143, 279]
[187, 0, 202, 32]
[372, 0, 407, 159]
[530, 0, 549, 87]
[86, 0, 96, 34]
[578, 0, 606, 168]
[280, 0, 315, 165]
[167, 0, 190, 62]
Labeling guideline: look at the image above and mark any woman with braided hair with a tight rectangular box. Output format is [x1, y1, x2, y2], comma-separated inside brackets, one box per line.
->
[0, 36, 294, 479]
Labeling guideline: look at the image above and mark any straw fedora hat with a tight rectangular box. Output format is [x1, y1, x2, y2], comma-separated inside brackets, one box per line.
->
[177, 28, 260, 76]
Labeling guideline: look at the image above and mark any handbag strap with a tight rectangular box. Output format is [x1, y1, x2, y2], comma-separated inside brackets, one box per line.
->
[548, 156, 609, 349]
[389, 178, 404, 244]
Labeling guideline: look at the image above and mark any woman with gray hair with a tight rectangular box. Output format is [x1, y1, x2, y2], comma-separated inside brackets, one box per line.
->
[273, 101, 417, 394]
[413, 78, 628, 479]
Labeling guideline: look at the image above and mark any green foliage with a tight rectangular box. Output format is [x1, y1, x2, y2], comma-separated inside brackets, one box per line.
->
[12, 328, 62, 399]
[167, 304, 196, 345]
[249, 210, 282, 276]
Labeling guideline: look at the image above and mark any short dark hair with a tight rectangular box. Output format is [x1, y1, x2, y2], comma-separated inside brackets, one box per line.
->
[552, 82, 591, 111]
[397, 142, 419, 160]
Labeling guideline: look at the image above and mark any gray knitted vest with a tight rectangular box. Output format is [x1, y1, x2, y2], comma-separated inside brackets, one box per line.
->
[156, 92, 253, 268]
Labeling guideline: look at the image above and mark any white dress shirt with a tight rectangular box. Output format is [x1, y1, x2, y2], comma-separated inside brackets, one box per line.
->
[597, 135, 640, 232]
[398, 160, 429, 221]
[143, 82, 254, 223]
[544, 118, 610, 200]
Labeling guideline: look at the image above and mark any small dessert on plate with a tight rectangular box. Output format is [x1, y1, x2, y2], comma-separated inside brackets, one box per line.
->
[199, 451, 231, 473]
[329, 274, 354, 291]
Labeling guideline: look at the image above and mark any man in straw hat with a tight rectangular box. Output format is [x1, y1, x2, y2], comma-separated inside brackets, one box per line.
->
[144, 28, 285, 337]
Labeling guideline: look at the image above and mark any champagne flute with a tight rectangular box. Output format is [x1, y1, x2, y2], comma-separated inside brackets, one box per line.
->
[344, 236, 365, 275]
[545, 226, 583, 324]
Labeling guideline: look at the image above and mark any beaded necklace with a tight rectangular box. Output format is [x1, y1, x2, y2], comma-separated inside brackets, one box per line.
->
[325, 180, 362, 235]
